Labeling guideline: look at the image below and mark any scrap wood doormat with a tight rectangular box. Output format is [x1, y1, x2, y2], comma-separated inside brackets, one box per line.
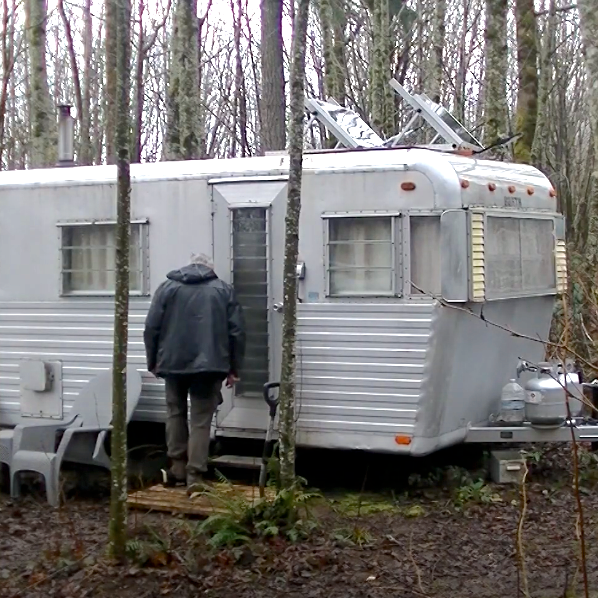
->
[127, 483, 276, 517]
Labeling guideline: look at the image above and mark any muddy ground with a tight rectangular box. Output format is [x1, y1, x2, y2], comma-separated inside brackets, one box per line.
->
[1, 443, 598, 598]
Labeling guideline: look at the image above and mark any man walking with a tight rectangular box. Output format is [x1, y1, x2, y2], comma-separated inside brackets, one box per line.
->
[144, 253, 246, 492]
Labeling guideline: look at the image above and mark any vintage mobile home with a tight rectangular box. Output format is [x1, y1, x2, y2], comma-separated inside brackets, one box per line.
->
[0, 84, 596, 462]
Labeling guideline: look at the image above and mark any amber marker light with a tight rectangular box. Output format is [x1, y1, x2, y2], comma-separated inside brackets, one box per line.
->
[395, 435, 412, 446]
[401, 181, 416, 191]
[508, 185, 516, 194]
[549, 188, 557, 197]
[527, 187, 534, 195]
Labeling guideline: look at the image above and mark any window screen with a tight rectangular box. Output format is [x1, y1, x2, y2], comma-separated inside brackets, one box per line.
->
[327, 217, 394, 295]
[486, 216, 555, 296]
[61, 223, 146, 294]
[410, 216, 441, 295]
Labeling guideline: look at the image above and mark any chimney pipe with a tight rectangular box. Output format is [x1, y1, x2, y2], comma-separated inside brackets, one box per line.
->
[57, 104, 75, 167]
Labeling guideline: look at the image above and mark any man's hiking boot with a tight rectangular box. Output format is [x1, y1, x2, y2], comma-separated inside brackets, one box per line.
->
[186, 475, 207, 497]
[161, 469, 186, 488]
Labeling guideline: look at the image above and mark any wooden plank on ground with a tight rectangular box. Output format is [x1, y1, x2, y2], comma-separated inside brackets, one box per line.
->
[127, 483, 275, 517]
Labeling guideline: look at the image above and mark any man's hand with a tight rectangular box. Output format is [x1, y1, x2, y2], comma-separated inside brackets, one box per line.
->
[226, 373, 240, 388]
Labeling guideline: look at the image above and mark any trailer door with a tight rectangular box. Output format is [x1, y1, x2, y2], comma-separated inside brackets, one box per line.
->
[210, 178, 287, 433]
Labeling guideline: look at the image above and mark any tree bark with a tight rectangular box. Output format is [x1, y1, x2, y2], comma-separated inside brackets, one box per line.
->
[483, 0, 508, 146]
[370, 0, 394, 137]
[578, 0, 598, 265]
[108, 0, 131, 562]
[260, 0, 286, 152]
[25, 0, 56, 168]
[531, 0, 556, 170]
[0, 0, 17, 166]
[430, 0, 446, 102]
[278, 0, 310, 491]
[165, 0, 203, 160]
[513, 0, 539, 163]
[133, 0, 145, 163]
[105, 0, 117, 164]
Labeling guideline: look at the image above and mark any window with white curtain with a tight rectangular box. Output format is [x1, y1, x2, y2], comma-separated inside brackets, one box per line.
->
[327, 216, 395, 296]
[486, 216, 555, 297]
[410, 215, 441, 295]
[60, 222, 147, 295]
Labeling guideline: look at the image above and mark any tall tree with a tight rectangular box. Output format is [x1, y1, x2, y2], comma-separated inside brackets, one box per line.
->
[165, 0, 203, 160]
[578, 0, 598, 265]
[531, 0, 556, 170]
[278, 0, 310, 491]
[108, 0, 132, 561]
[370, 0, 394, 137]
[483, 0, 509, 146]
[319, 0, 346, 103]
[260, 0, 286, 152]
[105, 0, 117, 164]
[429, 0, 446, 102]
[25, 0, 55, 168]
[513, 0, 539, 163]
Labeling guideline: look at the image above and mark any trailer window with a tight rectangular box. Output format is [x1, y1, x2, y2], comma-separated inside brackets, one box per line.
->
[486, 216, 555, 297]
[410, 216, 441, 295]
[60, 223, 147, 295]
[327, 216, 394, 295]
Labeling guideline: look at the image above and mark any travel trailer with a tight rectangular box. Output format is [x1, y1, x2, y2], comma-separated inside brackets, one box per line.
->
[0, 82, 596, 463]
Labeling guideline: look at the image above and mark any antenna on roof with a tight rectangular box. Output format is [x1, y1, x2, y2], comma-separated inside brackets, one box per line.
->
[385, 79, 483, 152]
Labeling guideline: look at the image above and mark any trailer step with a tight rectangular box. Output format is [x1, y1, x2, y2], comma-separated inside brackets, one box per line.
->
[210, 455, 261, 469]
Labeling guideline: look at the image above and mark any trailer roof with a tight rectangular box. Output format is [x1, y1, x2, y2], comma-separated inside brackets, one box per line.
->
[0, 147, 552, 194]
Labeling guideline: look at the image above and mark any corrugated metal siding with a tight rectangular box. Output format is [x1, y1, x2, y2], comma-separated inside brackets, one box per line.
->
[0, 300, 162, 425]
[295, 302, 434, 437]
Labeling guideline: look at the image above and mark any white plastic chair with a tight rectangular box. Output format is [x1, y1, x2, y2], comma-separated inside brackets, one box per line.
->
[5, 366, 142, 507]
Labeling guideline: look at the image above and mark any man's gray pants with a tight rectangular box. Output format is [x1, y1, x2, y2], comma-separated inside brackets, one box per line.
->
[164, 374, 223, 484]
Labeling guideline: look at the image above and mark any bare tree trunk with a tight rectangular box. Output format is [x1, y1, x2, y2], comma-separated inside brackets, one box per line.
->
[133, 0, 145, 163]
[278, 0, 310, 491]
[430, 0, 446, 102]
[232, 0, 248, 156]
[80, 0, 93, 165]
[578, 0, 598, 265]
[165, 0, 202, 160]
[483, 0, 508, 146]
[513, 0, 538, 163]
[25, 0, 56, 168]
[531, 0, 556, 169]
[0, 0, 16, 166]
[320, 0, 346, 102]
[370, 0, 394, 137]
[108, 0, 131, 562]
[260, 0, 286, 152]
[58, 0, 84, 164]
[105, 0, 117, 164]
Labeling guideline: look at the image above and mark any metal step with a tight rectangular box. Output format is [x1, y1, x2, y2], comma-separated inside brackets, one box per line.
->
[210, 455, 261, 470]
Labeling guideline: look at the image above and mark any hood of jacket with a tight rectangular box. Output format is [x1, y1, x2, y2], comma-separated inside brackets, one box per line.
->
[166, 263, 218, 285]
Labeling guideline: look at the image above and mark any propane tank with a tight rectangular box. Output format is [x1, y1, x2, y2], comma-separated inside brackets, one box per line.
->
[524, 362, 584, 426]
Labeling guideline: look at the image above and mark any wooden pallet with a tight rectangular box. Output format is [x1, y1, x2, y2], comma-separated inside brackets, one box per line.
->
[127, 483, 275, 517]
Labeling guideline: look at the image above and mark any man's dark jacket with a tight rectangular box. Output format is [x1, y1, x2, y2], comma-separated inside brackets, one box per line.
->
[143, 263, 246, 378]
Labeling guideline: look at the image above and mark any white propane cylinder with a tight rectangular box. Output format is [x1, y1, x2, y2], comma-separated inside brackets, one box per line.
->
[499, 379, 526, 424]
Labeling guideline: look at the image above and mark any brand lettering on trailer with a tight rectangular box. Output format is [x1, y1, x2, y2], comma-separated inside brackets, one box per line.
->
[504, 196, 522, 208]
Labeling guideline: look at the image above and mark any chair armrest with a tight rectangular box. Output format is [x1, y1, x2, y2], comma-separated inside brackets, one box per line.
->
[71, 426, 112, 434]
[13, 417, 78, 453]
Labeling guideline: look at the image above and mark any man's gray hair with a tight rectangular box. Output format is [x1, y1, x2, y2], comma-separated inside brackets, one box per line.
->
[190, 252, 215, 270]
